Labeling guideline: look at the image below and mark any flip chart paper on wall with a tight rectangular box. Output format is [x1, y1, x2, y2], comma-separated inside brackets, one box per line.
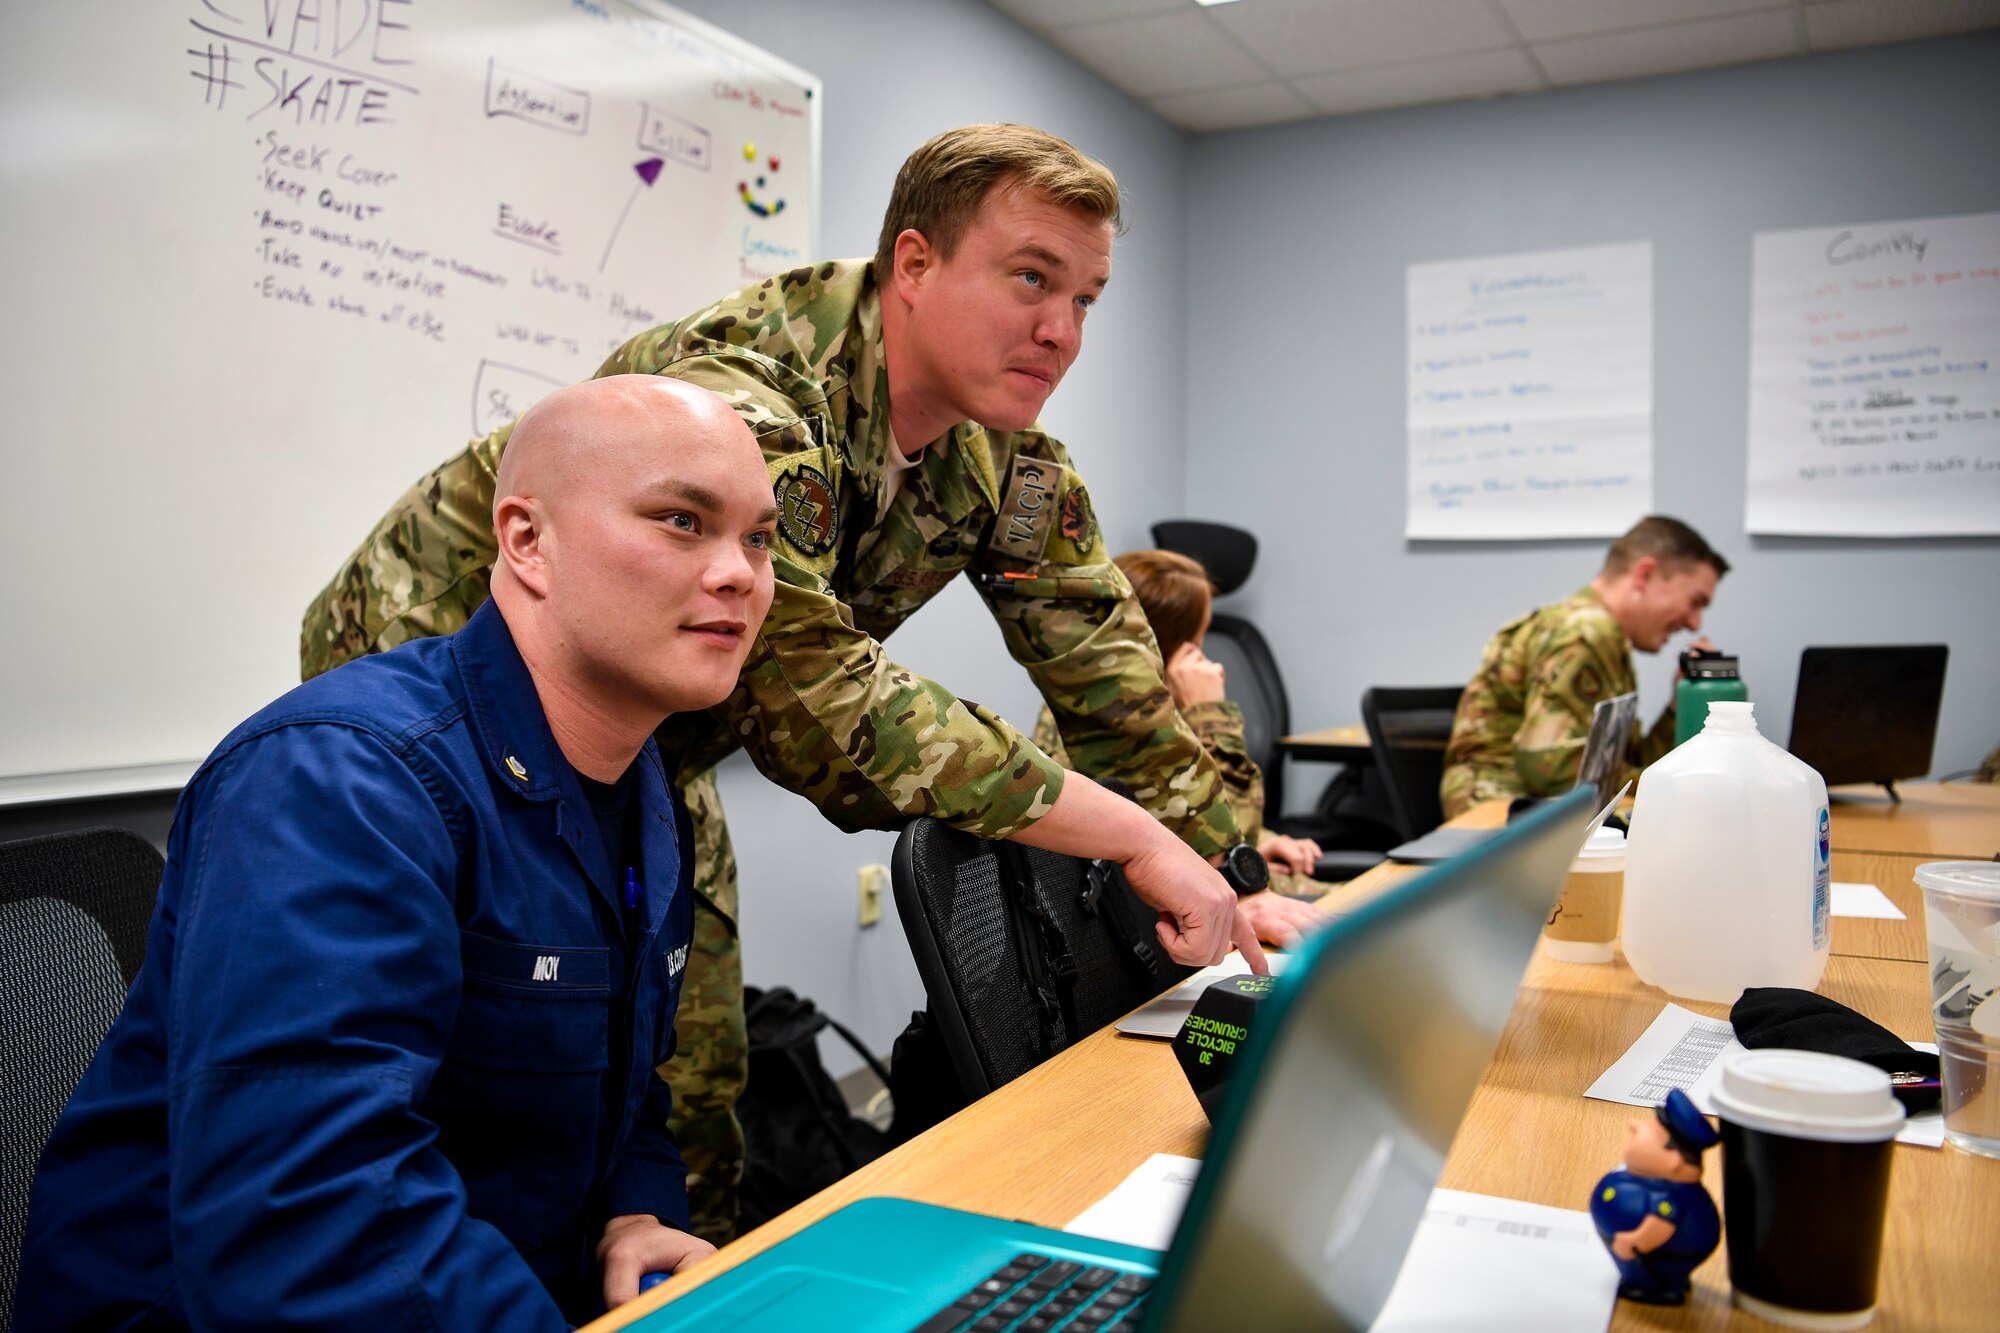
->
[0, 0, 818, 796]
[1745, 211, 2000, 536]
[1405, 241, 1653, 540]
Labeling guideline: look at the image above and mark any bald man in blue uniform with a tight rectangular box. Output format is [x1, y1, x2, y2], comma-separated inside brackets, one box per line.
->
[17, 377, 780, 1330]
[1590, 1088, 1723, 1305]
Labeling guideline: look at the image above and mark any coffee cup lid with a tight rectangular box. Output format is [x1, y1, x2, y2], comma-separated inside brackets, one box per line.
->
[1914, 861, 2000, 903]
[1710, 1049, 1905, 1143]
[1573, 827, 1626, 861]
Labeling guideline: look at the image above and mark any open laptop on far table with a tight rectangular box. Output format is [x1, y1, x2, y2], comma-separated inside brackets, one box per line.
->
[627, 788, 1595, 1333]
[1787, 645, 1950, 803]
[1388, 692, 1633, 864]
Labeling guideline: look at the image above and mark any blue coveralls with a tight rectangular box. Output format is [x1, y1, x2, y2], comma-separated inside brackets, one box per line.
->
[16, 600, 696, 1330]
[1589, 1170, 1721, 1303]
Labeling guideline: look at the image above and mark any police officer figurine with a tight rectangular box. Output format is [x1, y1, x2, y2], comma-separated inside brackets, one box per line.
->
[1589, 1088, 1722, 1305]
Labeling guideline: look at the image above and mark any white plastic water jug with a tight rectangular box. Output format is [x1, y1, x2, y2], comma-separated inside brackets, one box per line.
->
[1622, 701, 1831, 1002]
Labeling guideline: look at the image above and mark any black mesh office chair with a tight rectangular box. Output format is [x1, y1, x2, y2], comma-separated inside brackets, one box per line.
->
[1, 828, 162, 1325]
[1360, 686, 1466, 841]
[890, 818, 1191, 1102]
[1151, 520, 1396, 877]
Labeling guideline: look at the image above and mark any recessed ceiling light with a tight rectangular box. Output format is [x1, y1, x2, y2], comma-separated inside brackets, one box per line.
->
[1194, 0, 1245, 8]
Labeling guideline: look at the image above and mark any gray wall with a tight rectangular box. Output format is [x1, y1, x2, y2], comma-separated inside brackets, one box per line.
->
[1184, 34, 2000, 815]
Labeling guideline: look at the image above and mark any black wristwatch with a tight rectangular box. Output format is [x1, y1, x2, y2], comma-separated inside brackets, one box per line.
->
[1217, 843, 1270, 896]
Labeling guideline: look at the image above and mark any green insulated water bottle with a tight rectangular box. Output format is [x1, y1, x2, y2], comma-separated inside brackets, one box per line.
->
[1676, 649, 1748, 746]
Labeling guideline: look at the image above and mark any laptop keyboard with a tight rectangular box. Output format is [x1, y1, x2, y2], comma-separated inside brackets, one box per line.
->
[911, 1253, 1154, 1333]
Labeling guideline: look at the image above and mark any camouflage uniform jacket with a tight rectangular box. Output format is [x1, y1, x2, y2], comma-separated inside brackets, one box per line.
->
[1035, 698, 1331, 897]
[1034, 699, 1261, 843]
[302, 259, 1240, 926]
[1439, 586, 1675, 819]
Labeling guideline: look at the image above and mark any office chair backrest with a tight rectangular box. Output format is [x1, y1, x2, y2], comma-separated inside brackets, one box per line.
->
[1361, 686, 1466, 841]
[1149, 520, 1257, 596]
[891, 818, 1190, 1101]
[0, 827, 162, 1325]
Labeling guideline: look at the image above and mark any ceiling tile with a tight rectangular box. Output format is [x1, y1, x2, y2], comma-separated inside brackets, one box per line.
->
[984, 0, 1188, 32]
[1804, 0, 2000, 50]
[1150, 81, 1320, 132]
[1047, 10, 1274, 97]
[1534, 8, 1803, 84]
[1499, 0, 1794, 44]
[1208, 0, 1519, 78]
[1293, 47, 1547, 116]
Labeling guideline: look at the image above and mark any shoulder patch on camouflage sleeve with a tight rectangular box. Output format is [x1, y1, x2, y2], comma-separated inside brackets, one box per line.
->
[987, 453, 1061, 563]
[769, 447, 840, 574]
[1047, 473, 1105, 565]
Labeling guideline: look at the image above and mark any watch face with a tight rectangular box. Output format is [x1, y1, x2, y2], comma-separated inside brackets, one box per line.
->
[1227, 843, 1270, 893]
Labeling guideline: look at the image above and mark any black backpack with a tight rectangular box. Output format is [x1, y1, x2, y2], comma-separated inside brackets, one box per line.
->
[735, 987, 892, 1232]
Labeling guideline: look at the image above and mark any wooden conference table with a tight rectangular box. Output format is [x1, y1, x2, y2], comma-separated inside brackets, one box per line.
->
[593, 785, 2000, 1332]
[1277, 723, 1375, 767]
[1825, 780, 2000, 860]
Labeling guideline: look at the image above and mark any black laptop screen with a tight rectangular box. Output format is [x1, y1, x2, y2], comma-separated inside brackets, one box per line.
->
[1786, 645, 1949, 786]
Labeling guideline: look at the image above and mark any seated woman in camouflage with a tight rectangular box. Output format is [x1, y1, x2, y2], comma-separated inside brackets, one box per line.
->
[1032, 549, 1324, 895]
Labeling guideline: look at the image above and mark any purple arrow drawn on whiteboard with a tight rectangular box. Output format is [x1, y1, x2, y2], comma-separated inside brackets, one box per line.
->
[601, 157, 666, 272]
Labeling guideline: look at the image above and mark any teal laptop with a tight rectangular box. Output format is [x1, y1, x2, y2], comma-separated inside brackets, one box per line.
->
[633, 788, 1593, 1333]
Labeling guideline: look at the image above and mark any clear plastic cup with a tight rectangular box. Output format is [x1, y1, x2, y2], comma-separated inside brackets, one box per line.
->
[1913, 861, 2000, 1159]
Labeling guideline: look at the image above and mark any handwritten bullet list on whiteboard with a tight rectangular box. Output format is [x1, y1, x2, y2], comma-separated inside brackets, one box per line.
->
[1405, 242, 1654, 541]
[1746, 211, 2000, 537]
[0, 1, 818, 792]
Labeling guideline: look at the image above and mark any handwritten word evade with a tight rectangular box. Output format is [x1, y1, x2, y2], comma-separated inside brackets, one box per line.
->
[187, 1, 417, 126]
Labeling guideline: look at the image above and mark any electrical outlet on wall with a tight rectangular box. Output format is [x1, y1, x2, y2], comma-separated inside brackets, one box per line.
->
[858, 863, 888, 927]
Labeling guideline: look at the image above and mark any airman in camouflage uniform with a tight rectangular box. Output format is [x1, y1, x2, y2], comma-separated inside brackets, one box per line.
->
[1441, 517, 1729, 820]
[301, 126, 1318, 1242]
[1978, 744, 2000, 784]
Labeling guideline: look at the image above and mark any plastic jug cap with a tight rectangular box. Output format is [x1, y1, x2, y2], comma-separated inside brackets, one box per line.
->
[1700, 700, 1757, 734]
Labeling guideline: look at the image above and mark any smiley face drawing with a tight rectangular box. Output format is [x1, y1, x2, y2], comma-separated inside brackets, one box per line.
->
[737, 141, 786, 218]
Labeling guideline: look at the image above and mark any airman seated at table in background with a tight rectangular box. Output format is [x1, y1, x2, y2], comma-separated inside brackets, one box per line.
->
[17, 377, 777, 1328]
[1441, 515, 1729, 820]
[1033, 549, 1325, 896]
[299, 122, 1320, 1241]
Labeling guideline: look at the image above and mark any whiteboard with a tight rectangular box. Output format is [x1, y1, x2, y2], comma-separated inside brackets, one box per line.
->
[0, 0, 819, 800]
[1405, 241, 1653, 541]
[1745, 210, 2000, 537]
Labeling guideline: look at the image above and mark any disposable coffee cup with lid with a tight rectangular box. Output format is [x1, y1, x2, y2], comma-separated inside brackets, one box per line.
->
[1543, 826, 1625, 964]
[1711, 1049, 1904, 1330]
